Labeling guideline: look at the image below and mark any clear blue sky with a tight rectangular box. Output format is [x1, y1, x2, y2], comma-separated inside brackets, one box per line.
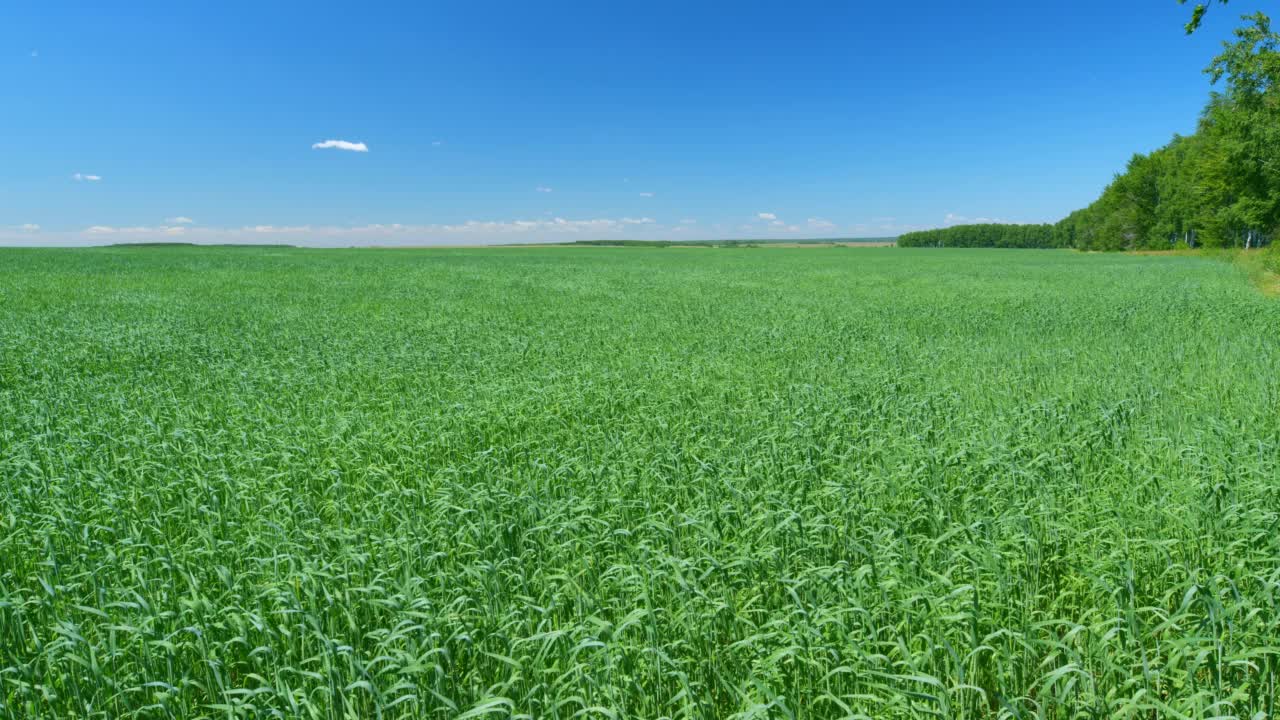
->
[0, 0, 1256, 245]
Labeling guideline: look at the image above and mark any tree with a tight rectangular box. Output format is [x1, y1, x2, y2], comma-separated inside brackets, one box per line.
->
[901, 8, 1278, 253]
[1200, 12, 1280, 246]
[1180, 0, 1229, 34]
[1151, 135, 1207, 246]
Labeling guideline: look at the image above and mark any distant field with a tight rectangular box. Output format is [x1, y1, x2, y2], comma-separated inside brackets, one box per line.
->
[535, 238, 897, 248]
[2, 246, 1278, 718]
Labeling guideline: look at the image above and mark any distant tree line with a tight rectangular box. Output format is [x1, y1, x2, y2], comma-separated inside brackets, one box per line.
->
[897, 224, 1060, 248]
[901, 11, 1278, 252]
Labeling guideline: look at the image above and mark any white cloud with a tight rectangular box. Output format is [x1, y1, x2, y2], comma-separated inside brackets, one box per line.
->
[86, 225, 186, 236]
[431, 140, 443, 146]
[679, 219, 697, 225]
[165, 216, 195, 225]
[312, 140, 369, 152]
[536, 186, 553, 193]
[847, 219, 927, 235]
[639, 192, 655, 198]
[757, 212, 777, 221]
[0, 215, 730, 247]
[807, 218, 836, 231]
[73, 173, 102, 182]
[18, 224, 39, 232]
[245, 225, 313, 234]
[771, 220, 785, 227]
[944, 212, 1009, 226]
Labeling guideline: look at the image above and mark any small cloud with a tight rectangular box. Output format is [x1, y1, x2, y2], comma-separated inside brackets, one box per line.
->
[679, 218, 697, 225]
[945, 212, 1008, 226]
[639, 192, 655, 198]
[771, 220, 785, 227]
[807, 218, 836, 231]
[165, 216, 195, 225]
[73, 173, 102, 182]
[757, 212, 777, 221]
[30, 50, 38, 58]
[312, 139, 369, 152]
[18, 223, 40, 232]
[246, 225, 313, 234]
[536, 186, 553, 193]
[84, 225, 189, 237]
[431, 140, 443, 146]
[620, 217, 655, 225]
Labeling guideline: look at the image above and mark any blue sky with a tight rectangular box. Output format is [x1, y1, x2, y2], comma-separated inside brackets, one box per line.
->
[0, 0, 1255, 245]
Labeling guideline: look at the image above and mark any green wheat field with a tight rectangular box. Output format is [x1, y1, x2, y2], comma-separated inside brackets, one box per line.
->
[1, 246, 1278, 719]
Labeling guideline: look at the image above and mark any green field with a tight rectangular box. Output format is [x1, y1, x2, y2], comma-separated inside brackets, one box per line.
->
[1, 246, 1278, 719]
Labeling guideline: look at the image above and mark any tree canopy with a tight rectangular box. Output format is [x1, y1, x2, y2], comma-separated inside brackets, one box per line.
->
[1181, 0, 1229, 34]
[901, 9, 1278, 251]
